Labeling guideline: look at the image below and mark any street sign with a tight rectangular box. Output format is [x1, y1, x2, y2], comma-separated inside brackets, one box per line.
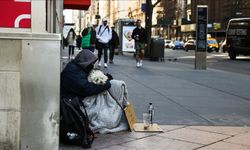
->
[195, 5, 208, 70]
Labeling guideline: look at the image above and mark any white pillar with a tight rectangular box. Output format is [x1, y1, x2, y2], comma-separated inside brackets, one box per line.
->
[31, 0, 46, 32]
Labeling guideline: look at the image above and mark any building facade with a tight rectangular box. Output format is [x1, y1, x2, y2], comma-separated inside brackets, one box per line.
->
[162, 0, 250, 41]
[81, 0, 162, 34]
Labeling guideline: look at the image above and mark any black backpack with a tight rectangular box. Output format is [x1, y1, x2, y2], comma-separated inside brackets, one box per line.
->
[60, 97, 94, 148]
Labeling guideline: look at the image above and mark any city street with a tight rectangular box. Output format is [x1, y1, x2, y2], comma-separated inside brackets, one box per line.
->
[61, 49, 250, 150]
[62, 48, 250, 126]
[164, 48, 250, 75]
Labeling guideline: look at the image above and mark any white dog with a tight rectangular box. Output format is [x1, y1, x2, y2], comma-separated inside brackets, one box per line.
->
[88, 69, 108, 85]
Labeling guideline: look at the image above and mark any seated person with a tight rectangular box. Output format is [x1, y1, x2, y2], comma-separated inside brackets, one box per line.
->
[61, 50, 128, 134]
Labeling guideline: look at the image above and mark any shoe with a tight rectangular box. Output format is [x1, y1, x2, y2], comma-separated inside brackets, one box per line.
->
[139, 60, 143, 67]
[98, 61, 102, 67]
[104, 63, 108, 68]
[136, 62, 140, 68]
[109, 60, 114, 64]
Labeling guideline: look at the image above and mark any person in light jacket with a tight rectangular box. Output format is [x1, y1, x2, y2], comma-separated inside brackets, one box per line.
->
[95, 18, 112, 68]
[66, 28, 77, 59]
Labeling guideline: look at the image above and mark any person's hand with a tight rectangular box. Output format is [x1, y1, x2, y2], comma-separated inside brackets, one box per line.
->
[106, 73, 113, 80]
[145, 44, 148, 47]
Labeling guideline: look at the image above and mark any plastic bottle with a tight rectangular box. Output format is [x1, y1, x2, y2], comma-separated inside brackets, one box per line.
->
[148, 103, 154, 125]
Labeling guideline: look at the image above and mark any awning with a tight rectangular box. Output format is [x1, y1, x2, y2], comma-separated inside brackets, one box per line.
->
[64, 0, 91, 10]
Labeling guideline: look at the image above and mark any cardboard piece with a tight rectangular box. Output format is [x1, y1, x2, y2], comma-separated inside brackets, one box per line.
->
[124, 102, 137, 131]
[133, 123, 163, 132]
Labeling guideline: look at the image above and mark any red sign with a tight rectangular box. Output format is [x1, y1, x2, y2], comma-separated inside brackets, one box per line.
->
[0, 0, 31, 28]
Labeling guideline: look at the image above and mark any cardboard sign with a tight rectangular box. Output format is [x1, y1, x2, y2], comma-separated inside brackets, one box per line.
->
[0, 0, 31, 28]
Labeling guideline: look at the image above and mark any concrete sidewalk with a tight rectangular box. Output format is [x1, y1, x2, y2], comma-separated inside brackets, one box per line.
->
[61, 125, 250, 150]
[61, 49, 250, 149]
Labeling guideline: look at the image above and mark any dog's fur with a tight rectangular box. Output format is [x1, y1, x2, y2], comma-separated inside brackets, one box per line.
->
[88, 69, 108, 85]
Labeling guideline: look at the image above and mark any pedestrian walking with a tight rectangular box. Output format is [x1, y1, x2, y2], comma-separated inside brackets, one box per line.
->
[109, 27, 120, 64]
[81, 22, 96, 52]
[132, 19, 147, 67]
[96, 18, 112, 68]
[66, 28, 77, 59]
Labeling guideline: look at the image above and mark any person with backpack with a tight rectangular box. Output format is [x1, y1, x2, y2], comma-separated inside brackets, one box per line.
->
[60, 50, 112, 148]
[81, 23, 96, 52]
[60, 50, 128, 148]
[109, 27, 120, 64]
[96, 18, 112, 68]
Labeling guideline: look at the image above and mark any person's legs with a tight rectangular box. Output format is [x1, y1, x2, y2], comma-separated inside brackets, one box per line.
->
[135, 42, 140, 62]
[72, 46, 75, 56]
[97, 46, 103, 64]
[138, 43, 145, 66]
[135, 49, 140, 67]
[109, 45, 114, 63]
[103, 44, 108, 67]
[68, 46, 72, 59]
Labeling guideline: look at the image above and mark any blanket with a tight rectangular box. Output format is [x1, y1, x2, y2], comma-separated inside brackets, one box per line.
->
[82, 80, 129, 134]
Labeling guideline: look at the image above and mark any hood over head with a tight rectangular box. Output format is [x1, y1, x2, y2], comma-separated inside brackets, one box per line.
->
[73, 50, 97, 69]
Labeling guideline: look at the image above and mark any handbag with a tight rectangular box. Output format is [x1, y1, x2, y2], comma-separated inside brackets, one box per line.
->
[108, 90, 137, 131]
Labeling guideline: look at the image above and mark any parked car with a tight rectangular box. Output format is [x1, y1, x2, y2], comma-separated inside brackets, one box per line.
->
[184, 40, 196, 51]
[207, 38, 219, 52]
[172, 40, 184, 50]
[225, 18, 250, 60]
[165, 39, 172, 48]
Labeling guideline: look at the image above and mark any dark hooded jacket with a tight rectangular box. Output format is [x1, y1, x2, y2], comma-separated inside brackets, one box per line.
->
[61, 50, 111, 99]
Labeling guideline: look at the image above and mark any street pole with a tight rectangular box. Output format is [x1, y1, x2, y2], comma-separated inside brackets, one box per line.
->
[195, 5, 208, 70]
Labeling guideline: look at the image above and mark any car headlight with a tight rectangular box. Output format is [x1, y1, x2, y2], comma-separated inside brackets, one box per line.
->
[209, 46, 213, 48]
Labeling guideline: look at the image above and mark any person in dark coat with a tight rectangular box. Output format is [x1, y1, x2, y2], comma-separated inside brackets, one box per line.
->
[61, 50, 111, 99]
[109, 27, 120, 64]
[81, 23, 96, 52]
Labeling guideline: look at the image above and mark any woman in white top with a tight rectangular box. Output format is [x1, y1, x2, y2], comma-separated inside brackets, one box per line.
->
[66, 28, 77, 59]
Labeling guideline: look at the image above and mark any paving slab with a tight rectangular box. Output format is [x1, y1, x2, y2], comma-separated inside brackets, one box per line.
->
[158, 128, 230, 145]
[91, 133, 134, 149]
[197, 141, 250, 150]
[224, 132, 250, 147]
[121, 135, 202, 150]
[160, 125, 186, 132]
[99, 145, 136, 150]
[187, 126, 250, 136]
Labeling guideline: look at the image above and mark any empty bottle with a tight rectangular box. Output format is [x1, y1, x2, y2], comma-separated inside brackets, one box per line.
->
[147, 103, 154, 124]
